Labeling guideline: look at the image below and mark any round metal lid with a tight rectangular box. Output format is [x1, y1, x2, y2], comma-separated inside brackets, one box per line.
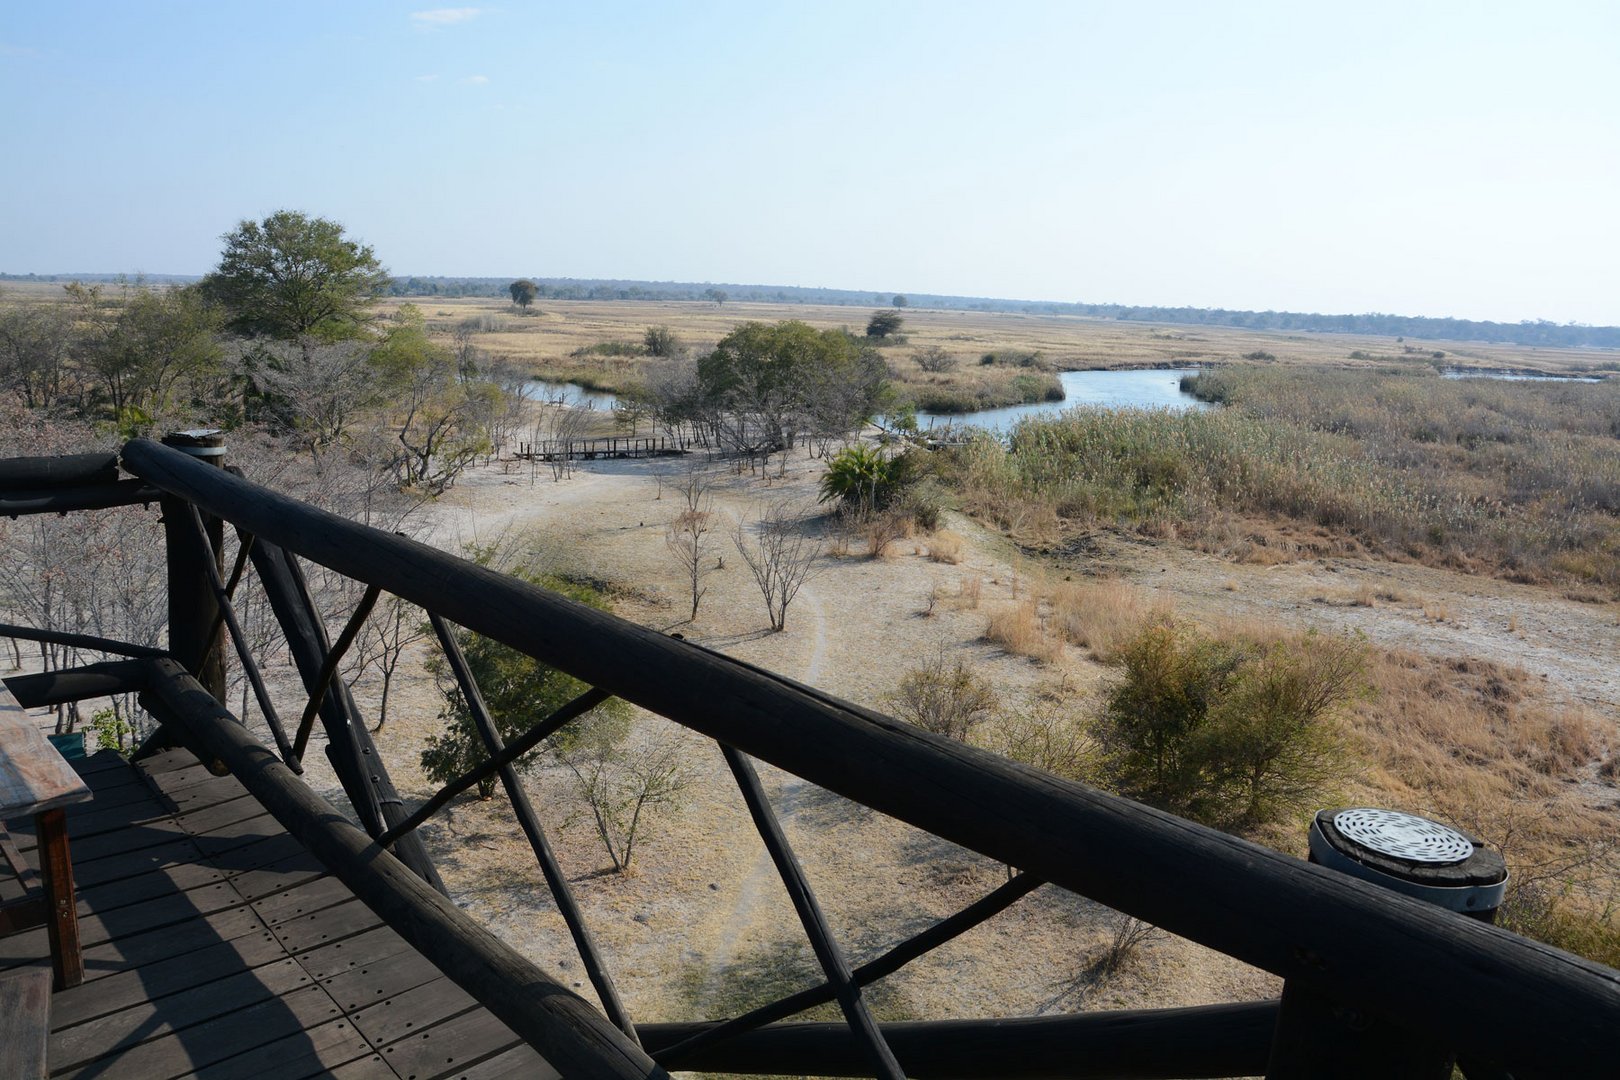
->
[1332, 808, 1474, 864]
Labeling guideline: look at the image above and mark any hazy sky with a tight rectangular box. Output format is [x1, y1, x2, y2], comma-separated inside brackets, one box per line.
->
[4, 2, 1617, 324]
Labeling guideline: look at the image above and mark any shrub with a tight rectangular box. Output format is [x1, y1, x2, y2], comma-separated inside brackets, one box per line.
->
[644, 325, 681, 357]
[819, 445, 915, 514]
[916, 345, 959, 373]
[421, 568, 629, 799]
[867, 310, 904, 339]
[1097, 623, 1364, 827]
[889, 649, 996, 740]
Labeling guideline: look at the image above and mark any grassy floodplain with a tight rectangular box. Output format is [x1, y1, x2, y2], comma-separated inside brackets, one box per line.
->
[376, 292, 1620, 415]
[945, 365, 1620, 591]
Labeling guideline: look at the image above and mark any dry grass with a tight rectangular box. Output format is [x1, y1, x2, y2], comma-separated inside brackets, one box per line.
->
[954, 576, 983, 610]
[1346, 650, 1607, 889]
[1045, 576, 1173, 663]
[926, 530, 965, 564]
[984, 599, 1062, 663]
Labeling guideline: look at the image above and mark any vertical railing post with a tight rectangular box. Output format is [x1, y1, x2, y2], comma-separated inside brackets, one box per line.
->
[1266, 807, 1508, 1079]
[160, 429, 227, 701]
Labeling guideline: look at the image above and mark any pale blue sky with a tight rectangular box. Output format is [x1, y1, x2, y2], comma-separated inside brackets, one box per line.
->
[3, 1, 1617, 324]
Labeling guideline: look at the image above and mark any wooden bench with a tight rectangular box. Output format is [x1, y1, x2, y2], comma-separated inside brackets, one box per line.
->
[0, 968, 51, 1078]
[0, 682, 92, 990]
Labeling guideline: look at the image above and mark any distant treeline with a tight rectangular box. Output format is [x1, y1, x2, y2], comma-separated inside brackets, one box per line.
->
[8, 272, 1616, 350]
[386, 277, 1620, 350]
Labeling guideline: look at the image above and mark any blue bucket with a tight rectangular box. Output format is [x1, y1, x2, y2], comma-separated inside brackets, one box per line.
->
[47, 731, 87, 760]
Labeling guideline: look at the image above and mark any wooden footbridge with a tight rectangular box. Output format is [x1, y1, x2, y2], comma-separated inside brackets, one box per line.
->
[515, 436, 687, 463]
[0, 434, 1616, 1078]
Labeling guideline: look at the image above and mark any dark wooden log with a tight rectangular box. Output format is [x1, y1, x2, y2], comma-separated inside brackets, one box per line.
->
[429, 615, 637, 1041]
[118, 437, 1620, 1078]
[137, 656, 663, 1079]
[0, 624, 165, 660]
[243, 538, 444, 895]
[159, 431, 225, 701]
[290, 584, 379, 762]
[640, 1002, 1278, 1079]
[721, 745, 904, 1080]
[0, 480, 160, 516]
[656, 872, 1044, 1067]
[375, 687, 611, 849]
[184, 504, 298, 769]
[0, 453, 118, 490]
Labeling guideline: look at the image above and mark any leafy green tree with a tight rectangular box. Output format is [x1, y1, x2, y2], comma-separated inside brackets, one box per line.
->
[371, 305, 495, 493]
[89, 284, 223, 424]
[818, 444, 913, 514]
[509, 279, 538, 309]
[0, 295, 77, 409]
[703, 288, 728, 307]
[892, 294, 908, 308]
[866, 310, 904, 339]
[699, 321, 887, 456]
[201, 210, 390, 341]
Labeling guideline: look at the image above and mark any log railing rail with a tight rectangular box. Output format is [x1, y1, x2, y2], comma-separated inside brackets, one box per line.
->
[0, 437, 1616, 1079]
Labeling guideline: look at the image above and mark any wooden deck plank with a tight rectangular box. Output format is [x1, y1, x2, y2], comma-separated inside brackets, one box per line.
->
[297, 925, 413, 982]
[187, 1017, 385, 1080]
[253, 875, 355, 927]
[328, 1053, 406, 1080]
[448, 1043, 558, 1080]
[350, 976, 478, 1047]
[321, 948, 444, 1014]
[0, 877, 245, 964]
[48, 926, 293, 1028]
[269, 896, 386, 955]
[7, 752, 561, 1079]
[48, 955, 312, 1071]
[377, 1008, 527, 1080]
[53, 983, 345, 1079]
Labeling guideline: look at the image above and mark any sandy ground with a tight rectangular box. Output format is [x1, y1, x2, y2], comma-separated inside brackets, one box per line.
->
[254, 435, 1617, 1057]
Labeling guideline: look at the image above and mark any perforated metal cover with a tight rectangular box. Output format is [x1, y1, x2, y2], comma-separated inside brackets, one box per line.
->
[1332, 808, 1474, 864]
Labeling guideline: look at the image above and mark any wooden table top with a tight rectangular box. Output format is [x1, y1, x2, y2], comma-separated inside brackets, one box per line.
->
[0, 682, 92, 818]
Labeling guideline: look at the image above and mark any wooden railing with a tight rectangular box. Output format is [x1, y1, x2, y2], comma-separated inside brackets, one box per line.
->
[0, 437, 1616, 1079]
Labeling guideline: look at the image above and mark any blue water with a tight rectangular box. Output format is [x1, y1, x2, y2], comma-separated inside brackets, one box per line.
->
[525, 368, 1212, 437]
[915, 367, 1209, 434]
[522, 380, 620, 410]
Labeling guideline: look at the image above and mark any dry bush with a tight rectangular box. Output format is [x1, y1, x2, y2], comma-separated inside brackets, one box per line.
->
[981, 692, 1097, 782]
[955, 576, 983, 610]
[985, 600, 1060, 662]
[1422, 600, 1451, 622]
[1046, 577, 1172, 663]
[861, 509, 913, 558]
[927, 530, 965, 564]
[888, 648, 996, 740]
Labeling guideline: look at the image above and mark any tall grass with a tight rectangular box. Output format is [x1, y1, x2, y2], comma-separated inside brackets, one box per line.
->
[944, 366, 1620, 587]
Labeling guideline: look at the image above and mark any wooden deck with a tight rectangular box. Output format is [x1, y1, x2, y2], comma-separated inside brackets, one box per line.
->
[0, 748, 556, 1080]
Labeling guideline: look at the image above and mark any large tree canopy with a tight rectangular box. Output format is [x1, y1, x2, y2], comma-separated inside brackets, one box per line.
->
[201, 210, 390, 341]
[698, 320, 887, 452]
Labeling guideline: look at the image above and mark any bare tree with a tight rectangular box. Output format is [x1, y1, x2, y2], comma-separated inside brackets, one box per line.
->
[250, 339, 380, 460]
[733, 501, 823, 632]
[557, 722, 695, 873]
[347, 593, 428, 734]
[665, 467, 717, 622]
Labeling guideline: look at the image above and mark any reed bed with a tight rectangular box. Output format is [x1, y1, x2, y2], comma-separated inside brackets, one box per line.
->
[945, 366, 1620, 588]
